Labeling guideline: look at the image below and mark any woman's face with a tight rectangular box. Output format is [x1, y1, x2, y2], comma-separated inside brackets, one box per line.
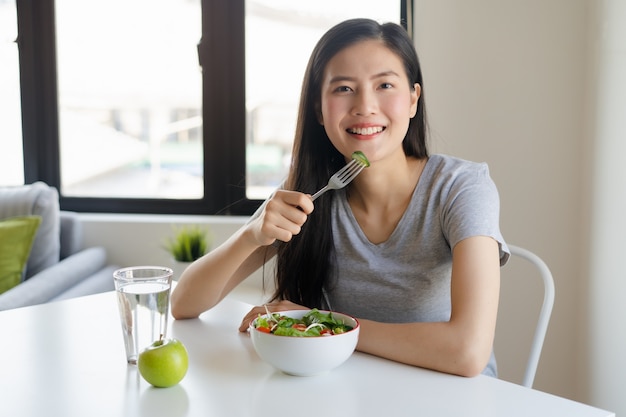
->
[319, 39, 420, 164]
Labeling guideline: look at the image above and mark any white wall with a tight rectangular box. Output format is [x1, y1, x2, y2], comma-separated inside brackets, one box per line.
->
[77, 0, 624, 413]
[414, 0, 589, 401]
[413, 0, 624, 414]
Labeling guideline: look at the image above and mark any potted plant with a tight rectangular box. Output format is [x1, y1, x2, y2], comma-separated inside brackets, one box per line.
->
[164, 225, 212, 279]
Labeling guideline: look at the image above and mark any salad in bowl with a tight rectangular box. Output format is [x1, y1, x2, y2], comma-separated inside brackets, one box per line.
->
[249, 308, 360, 376]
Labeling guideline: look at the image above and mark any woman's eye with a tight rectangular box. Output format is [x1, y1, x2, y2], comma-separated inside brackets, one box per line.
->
[379, 82, 393, 89]
[334, 85, 353, 93]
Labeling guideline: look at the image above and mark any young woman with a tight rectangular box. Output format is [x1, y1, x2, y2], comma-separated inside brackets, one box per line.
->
[171, 18, 509, 378]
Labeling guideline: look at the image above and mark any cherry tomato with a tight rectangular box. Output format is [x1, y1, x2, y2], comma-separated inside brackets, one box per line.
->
[256, 326, 271, 333]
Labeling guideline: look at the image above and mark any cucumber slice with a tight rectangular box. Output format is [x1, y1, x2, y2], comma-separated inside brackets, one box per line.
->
[351, 151, 370, 167]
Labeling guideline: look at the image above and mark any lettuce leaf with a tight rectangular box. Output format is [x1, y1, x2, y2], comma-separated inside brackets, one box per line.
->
[273, 325, 322, 337]
[303, 309, 353, 333]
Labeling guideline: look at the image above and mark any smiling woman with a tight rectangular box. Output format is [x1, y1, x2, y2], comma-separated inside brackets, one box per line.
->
[171, 18, 508, 381]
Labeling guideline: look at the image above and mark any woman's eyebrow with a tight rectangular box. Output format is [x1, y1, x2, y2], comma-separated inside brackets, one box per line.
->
[328, 75, 355, 84]
[372, 70, 401, 79]
[328, 71, 400, 84]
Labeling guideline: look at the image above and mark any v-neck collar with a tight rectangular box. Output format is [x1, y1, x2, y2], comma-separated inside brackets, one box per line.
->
[336, 156, 433, 248]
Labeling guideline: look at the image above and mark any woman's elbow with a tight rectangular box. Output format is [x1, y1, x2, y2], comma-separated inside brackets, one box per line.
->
[454, 358, 487, 378]
[450, 342, 492, 378]
[170, 287, 202, 320]
[170, 299, 198, 320]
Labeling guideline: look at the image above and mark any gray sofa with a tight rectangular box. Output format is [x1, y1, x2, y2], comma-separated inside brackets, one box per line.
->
[0, 182, 117, 310]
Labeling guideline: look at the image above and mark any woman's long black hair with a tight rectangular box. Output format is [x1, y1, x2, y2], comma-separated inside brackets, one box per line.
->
[270, 18, 428, 307]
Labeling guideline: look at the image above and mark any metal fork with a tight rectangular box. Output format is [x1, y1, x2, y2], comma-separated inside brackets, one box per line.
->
[311, 158, 367, 201]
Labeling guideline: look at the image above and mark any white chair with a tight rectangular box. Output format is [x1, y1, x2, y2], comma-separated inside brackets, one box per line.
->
[500, 244, 555, 388]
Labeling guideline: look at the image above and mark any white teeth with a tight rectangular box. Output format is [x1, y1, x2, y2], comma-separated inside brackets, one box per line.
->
[348, 126, 384, 135]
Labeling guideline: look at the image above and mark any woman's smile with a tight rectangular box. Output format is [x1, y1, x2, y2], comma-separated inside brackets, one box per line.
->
[346, 125, 386, 138]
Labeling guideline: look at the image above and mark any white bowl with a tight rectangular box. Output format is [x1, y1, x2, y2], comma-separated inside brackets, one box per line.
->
[249, 309, 360, 376]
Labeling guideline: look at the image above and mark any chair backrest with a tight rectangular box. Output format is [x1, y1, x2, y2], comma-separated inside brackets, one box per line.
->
[498, 244, 555, 388]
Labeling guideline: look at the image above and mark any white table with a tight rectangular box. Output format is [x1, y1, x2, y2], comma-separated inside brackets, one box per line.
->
[0, 291, 614, 417]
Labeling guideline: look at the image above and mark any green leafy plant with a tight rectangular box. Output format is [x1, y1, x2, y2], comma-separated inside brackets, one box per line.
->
[164, 226, 212, 262]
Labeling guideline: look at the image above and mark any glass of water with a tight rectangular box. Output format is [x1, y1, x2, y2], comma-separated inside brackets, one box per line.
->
[113, 266, 173, 364]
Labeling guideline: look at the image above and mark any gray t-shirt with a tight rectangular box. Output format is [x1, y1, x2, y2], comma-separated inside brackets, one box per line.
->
[324, 154, 509, 376]
[251, 154, 509, 376]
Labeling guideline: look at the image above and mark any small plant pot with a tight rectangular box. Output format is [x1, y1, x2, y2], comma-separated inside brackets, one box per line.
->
[163, 225, 212, 277]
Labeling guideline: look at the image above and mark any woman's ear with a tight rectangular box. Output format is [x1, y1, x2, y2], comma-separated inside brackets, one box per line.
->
[410, 83, 421, 118]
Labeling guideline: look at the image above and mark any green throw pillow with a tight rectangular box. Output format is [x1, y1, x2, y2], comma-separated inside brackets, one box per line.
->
[0, 216, 42, 294]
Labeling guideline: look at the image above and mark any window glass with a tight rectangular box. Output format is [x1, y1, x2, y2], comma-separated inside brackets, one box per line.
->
[55, 0, 202, 198]
[0, 0, 24, 186]
[245, 0, 401, 199]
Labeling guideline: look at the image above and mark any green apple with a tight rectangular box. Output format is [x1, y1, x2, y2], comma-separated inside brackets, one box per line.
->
[138, 338, 189, 388]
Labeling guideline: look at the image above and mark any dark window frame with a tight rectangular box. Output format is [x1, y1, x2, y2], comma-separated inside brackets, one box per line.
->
[15, 0, 413, 215]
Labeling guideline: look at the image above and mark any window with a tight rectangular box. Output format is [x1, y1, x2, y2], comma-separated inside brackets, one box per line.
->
[55, 0, 203, 200]
[13, 1, 412, 215]
[0, 0, 23, 186]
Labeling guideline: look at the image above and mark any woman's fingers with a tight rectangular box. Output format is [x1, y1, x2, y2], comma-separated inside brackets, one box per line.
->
[256, 191, 314, 244]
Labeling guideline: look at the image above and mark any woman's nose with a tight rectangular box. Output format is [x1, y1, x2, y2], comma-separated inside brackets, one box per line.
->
[352, 90, 377, 116]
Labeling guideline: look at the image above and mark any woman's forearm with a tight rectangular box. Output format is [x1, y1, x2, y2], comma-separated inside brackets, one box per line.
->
[171, 190, 312, 319]
[356, 319, 494, 377]
[170, 227, 272, 319]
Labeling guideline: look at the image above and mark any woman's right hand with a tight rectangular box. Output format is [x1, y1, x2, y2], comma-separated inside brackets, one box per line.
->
[246, 190, 314, 247]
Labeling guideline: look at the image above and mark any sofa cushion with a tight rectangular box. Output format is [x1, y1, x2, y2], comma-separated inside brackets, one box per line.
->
[0, 182, 61, 278]
[0, 246, 108, 310]
[0, 216, 42, 294]
[50, 264, 118, 302]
